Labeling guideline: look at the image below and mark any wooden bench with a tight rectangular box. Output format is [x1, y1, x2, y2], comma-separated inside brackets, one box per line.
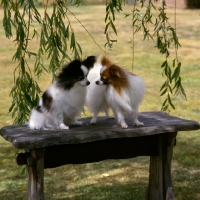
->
[0, 111, 199, 200]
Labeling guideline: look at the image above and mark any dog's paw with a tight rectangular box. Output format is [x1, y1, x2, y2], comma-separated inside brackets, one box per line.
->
[134, 121, 144, 126]
[90, 119, 97, 125]
[121, 123, 128, 129]
[59, 123, 69, 130]
[73, 121, 82, 126]
[107, 116, 115, 119]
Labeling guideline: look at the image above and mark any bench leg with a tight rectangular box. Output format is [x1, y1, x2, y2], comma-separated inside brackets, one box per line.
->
[26, 148, 45, 200]
[145, 132, 177, 200]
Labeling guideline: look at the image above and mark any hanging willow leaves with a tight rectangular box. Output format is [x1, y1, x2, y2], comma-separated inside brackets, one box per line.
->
[105, 0, 186, 111]
[155, 0, 186, 110]
[1, 0, 186, 125]
[1, 0, 83, 124]
[104, 0, 123, 49]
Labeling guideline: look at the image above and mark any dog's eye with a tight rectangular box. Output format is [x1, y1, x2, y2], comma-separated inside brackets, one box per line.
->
[78, 76, 84, 81]
[100, 76, 107, 82]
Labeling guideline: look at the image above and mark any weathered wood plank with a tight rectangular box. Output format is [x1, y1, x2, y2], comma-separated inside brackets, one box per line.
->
[163, 132, 177, 200]
[44, 135, 159, 168]
[145, 136, 163, 200]
[0, 111, 199, 149]
[16, 135, 159, 168]
[27, 148, 45, 200]
[145, 132, 176, 200]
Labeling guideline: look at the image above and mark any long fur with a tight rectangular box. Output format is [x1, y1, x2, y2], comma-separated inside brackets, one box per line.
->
[86, 56, 144, 129]
[29, 56, 96, 130]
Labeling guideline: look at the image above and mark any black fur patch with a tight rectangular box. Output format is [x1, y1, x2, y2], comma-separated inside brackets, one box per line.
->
[56, 60, 83, 90]
[82, 56, 96, 69]
[42, 91, 53, 111]
[56, 56, 96, 90]
[36, 105, 43, 113]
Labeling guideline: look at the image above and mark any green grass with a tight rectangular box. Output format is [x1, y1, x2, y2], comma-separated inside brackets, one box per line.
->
[0, 5, 200, 200]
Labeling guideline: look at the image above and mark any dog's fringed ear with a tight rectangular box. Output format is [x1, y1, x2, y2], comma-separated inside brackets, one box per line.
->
[82, 56, 96, 69]
[110, 66, 121, 78]
[56, 60, 81, 90]
[100, 55, 113, 68]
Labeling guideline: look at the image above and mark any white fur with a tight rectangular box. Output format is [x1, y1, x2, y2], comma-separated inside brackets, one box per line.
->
[86, 64, 112, 124]
[29, 76, 89, 130]
[86, 64, 145, 128]
[87, 63, 102, 82]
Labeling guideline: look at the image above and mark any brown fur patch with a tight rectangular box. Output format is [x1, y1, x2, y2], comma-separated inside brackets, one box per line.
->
[100, 55, 112, 67]
[100, 56, 129, 95]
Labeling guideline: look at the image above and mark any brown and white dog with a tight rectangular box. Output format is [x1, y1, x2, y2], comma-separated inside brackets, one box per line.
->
[86, 56, 144, 128]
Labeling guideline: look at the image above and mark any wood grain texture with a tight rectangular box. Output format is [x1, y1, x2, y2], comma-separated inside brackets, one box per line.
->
[145, 132, 177, 200]
[15, 135, 159, 168]
[145, 136, 164, 200]
[0, 111, 199, 149]
[27, 148, 45, 200]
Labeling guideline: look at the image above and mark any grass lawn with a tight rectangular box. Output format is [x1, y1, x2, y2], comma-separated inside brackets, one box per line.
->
[0, 4, 200, 200]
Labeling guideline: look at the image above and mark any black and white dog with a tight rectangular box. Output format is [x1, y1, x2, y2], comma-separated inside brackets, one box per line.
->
[29, 56, 96, 130]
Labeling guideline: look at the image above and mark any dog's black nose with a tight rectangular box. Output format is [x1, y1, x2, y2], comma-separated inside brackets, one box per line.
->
[95, 81, 99, 85]
[87, 81, 90, 86]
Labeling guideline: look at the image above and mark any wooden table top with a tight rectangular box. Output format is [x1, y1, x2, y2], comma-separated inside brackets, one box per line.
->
[0, 111, 199, 149]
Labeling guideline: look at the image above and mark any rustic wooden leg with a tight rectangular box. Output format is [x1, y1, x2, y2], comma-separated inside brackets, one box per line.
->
[146, 133, 177, 200]
[145, 136, 163, 200]
[163, 132, 177, 200]
[26, 148, 46, 200]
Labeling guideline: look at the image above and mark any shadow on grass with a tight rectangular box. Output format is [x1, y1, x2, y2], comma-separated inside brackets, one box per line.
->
[0, 182, 147, 200]
[44, 179, 147, 200]
[173, 167, 200, 200]
[172, 132, 200, 200]
[0, 141, 27, 200]
[43, 158, 149, 200]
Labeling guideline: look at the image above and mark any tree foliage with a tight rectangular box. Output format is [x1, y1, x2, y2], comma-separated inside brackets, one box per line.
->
[1, 0, 186, 124]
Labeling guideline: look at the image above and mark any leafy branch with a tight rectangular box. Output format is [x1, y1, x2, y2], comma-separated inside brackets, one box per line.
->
[104, 0, 123, 50]
[155, 0, 186, 111]
[2, 0, 42, 124]
[1, 0, 84, 124]
[106, 0, 186, 111]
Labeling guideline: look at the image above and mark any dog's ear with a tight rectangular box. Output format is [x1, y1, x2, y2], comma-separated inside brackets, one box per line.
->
[82, 56, 96, 69]
[100, 55, 112, 67]
[56, 60, 81, 90]
[110, 66, 121, 78]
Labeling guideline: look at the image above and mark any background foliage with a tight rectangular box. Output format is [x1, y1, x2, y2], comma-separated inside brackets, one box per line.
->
[1, 0, 186, 124]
